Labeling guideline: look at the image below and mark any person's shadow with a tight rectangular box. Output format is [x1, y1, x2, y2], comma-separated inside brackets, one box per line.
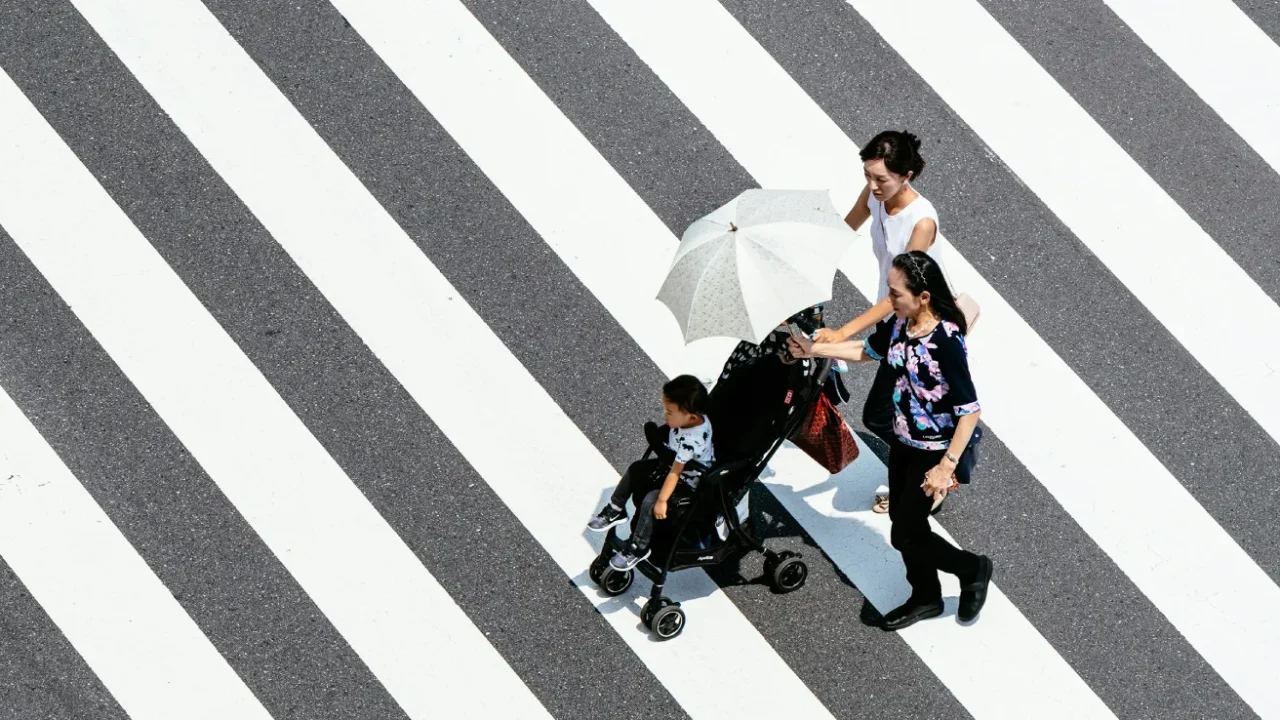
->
[752, 426, 964, 625]
[786, 428, 891, 514]
[854, 429, 892, 467]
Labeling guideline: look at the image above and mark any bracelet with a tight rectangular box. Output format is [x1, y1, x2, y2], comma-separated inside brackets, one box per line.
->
[944, 451, 959, 464]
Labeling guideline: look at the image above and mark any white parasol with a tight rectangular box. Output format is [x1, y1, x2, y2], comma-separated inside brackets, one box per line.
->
[657, 189, 856, 344]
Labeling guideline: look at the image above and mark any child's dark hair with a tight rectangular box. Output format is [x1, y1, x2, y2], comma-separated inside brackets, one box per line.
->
[662, 375, 709, 416]
[860, 130, 926, 181]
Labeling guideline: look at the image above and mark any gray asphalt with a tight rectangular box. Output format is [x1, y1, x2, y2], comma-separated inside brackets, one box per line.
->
[0, 0, 1276, 718]
[1237, 0, 1280, 42]
[0, 558, 126, 720]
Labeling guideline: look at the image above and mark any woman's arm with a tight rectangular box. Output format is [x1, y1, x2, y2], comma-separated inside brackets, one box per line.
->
[816, 217, 935, 343]
[923, 332, 980, 497]
[923, 412, 979, 498]
[907, 216, 937, 252]
[819, 297, 893, 343]
[844, 184, 872, 231]
[787, 335, 873, 363]
[945, 412, 980, 459]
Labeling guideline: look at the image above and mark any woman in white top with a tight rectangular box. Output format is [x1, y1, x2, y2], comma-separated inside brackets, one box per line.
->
[813, 130, 946, 512]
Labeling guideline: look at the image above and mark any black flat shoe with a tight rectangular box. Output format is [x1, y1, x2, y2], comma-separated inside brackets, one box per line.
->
[879, 599, 944, 631]
[958, 556, 993, 623]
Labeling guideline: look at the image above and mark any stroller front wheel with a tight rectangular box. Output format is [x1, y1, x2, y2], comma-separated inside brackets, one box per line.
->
[589, 556, 609, 585]
[641, 596, 674, 627]
[598, 566, 634, 596]
[649, 605, 685, 640]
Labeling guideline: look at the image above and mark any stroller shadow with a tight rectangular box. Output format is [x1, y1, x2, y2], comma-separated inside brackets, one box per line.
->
[580, 436, 978, 634]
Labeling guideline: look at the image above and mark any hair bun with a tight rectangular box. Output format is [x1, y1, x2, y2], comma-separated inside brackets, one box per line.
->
[859, 129, 926, 180]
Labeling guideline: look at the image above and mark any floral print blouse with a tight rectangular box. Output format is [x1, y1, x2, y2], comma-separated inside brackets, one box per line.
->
[864, 316, 980, 451]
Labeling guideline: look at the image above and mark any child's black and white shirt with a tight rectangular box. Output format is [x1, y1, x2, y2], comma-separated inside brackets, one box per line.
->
[669, 419, 715, 488]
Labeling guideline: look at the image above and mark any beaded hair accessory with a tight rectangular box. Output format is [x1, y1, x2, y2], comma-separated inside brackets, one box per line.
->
[901, 253, 929, 287]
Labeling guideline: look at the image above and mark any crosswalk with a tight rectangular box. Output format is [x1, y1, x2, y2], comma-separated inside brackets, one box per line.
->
[0, 0, 1276, 718]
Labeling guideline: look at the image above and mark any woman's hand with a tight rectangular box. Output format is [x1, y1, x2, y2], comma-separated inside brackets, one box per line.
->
[813, 327, 844, 344]
[786, 335, 815, 358]
[653, 498, 668, 520]
[921, 460, 956, 499]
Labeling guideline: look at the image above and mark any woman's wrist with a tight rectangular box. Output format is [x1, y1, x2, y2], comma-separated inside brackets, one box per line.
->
[809, 342, 834, 358]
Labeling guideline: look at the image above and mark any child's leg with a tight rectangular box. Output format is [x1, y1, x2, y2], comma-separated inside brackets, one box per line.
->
[611, 482, 694, 568]
[628, 488, 663, 552]
[592, 459, 662, 534]
[610, 459, 661, 509]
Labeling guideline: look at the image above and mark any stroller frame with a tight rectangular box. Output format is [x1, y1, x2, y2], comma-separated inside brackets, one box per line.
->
[588, 356, 832, 640]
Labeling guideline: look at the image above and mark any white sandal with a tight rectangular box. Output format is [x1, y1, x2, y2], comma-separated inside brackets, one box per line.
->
[872, 484, 890, 514]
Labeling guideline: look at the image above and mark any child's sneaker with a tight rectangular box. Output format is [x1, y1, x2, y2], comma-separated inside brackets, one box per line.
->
[587, 504, 627, 532]
[609, 544, 651, 571]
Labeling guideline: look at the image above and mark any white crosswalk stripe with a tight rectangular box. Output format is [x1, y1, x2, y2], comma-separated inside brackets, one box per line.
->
[0, 0, 1278, 718]
[0, 45, 549, 720]
[0, 378, 273, 720]
[1099, 0, 1280, 177]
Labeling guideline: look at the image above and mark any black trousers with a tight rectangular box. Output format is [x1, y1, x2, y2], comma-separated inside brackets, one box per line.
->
[862, 359, 898, 447]
[611, 459, 691, 553]
[888, 442, 982, 602]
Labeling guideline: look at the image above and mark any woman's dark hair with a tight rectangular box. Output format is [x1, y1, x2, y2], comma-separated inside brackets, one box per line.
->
[892, 251, 966, 334]
[860, 130, 926, 181]
[662, 374, 710, 415]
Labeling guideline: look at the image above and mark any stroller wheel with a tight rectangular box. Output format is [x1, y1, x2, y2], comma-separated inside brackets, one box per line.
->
[599, 566, 634, 596]
[588, 556, 608, 586]
[769, 554, 808, 594]
[649, 605, 686, 640]
[641, 597, 674, 627]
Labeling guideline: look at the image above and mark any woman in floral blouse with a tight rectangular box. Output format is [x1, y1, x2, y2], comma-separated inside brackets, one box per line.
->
[788, 251, 993, 630]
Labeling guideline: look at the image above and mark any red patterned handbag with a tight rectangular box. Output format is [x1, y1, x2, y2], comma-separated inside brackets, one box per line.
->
[790, 393, 860, 474]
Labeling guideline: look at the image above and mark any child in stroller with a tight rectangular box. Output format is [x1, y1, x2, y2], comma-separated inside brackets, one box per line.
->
[587, 375, 715, 572]
[585, 347, 829, 640]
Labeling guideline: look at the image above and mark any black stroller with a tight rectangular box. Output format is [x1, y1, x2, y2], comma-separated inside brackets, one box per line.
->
[588, 351, 833, 640]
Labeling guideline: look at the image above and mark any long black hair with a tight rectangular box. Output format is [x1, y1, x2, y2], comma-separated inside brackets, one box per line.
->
[860, 130, 926, 181]
[891, 251, 966, 334]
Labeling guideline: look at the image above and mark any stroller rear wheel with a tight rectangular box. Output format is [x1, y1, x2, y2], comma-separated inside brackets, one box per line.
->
[598, 566, 634, 596]
[649, 604, 686, 640]
[767, 552, 808, 594]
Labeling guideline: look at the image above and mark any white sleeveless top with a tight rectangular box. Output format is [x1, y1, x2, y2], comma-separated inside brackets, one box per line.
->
[866, 189, 943, 302]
